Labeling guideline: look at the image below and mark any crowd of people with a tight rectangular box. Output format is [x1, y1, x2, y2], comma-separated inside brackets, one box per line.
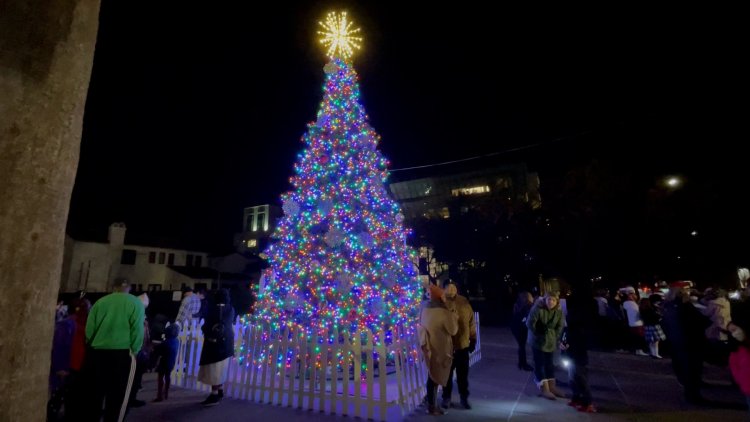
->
[506, 280, 750, 414]
[48, 280, 236, 421]
[48, 277, 750, 420]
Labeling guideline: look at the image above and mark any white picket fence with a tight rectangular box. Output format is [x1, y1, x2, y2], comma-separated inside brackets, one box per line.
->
[172, 313, 481, 421]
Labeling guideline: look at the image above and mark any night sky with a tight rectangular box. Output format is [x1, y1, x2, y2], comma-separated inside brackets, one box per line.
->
[67, 2, 741, 257]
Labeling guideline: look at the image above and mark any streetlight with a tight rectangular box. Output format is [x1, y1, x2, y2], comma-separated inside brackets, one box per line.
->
[664, 176, 682, 189]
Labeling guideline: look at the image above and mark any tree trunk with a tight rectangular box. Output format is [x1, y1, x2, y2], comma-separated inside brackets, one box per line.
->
[0, 1, 101, 420]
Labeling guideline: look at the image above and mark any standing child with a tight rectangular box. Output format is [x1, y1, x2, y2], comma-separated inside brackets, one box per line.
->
[527, 292, 565, 400]
[641, 294, 666, 359]
[154, 324, 180, 402]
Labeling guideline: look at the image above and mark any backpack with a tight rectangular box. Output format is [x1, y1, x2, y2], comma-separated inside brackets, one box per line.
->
[207, 304, 227, 344]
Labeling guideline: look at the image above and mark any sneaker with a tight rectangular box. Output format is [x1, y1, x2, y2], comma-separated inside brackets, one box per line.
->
[635, 350, 649, 356]
[460, 399, 471, 410]
[440, 398, 451, 409]
[577, 404, 597, 413]
[651, 354, 663, 359]
[201, 394, 222, 407]
[128, 399, 146, 408]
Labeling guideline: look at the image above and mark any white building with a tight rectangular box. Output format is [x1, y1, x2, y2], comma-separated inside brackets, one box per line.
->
[61, 223, 210, 293]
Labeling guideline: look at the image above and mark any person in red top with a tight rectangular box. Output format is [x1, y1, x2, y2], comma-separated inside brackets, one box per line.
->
[49, 297, 91, 420]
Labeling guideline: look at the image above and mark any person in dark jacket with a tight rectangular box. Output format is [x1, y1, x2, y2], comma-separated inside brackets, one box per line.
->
[197, 289, 235, 407]
[661, 281, 710, 404]
[562, 288, 598, 413]
[153, 324, 180, 402]
[527, 292, 565, 400]
[511, 291, 534, 371]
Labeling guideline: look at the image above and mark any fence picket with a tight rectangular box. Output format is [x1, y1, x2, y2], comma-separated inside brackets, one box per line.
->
[377, 329, 387, 421]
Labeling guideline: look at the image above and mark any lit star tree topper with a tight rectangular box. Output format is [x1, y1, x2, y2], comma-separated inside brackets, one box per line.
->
[252, 12, 420, 341]
[317, 11, 362, 60]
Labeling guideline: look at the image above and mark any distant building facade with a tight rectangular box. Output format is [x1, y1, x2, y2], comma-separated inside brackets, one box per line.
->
[234, 204, 282, 255]
[237, 162, 540, 249]
[387, 162, 541, 221]
[61, 223, 210, 293]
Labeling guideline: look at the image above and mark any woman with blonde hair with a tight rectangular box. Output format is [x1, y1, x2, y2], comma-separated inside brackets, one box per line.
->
[527, 291, 565, 400]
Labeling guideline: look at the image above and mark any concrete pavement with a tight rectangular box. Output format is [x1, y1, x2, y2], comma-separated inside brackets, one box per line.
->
[128, 327, 748, 421]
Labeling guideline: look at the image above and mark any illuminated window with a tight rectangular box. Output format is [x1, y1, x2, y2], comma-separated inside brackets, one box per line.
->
[451, 185, 490, 196]
[247, 239, 257, 248]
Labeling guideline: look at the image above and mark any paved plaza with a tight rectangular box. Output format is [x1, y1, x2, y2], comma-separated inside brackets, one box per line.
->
[129, 327, 748, 422]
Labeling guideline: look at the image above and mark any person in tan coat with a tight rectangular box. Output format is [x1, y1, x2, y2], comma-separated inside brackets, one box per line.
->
[441, 282, 476, 410]
[420, 284, 459, 415]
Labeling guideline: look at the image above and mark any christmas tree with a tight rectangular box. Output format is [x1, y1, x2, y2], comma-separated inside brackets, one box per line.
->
[253, 12, 420, 341]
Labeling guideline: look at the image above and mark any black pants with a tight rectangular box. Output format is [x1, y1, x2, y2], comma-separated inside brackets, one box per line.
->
[442, 348, 470, 400]
[81, 349, 136, 422]
[63, 370, 84, 422]
[129, 358, 148, 403]
[425, 377, 438, 408]
[671, 350, 703, 400]
[568, 362, 591, 406]
[532, 348, 555, 383]
[512, 328, 529, 366]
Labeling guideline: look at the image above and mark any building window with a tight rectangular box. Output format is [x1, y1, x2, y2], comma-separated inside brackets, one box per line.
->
[121, 249, 137, 265]
[186, 254, 194, 267]
[254, 212, 266, 232]
[195, 256, 202, 267]
[440, 207, 450, 219]
[158, 252, 166, 264]
[148, 284, 162, 292]
[247, 239, 257, 248]
[451, 185, 491, 196]
[168, 253, 175, 266]
[149, 251, 156, 263]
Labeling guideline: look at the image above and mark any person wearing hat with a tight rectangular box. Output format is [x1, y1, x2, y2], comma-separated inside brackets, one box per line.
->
[419, 284, 459, 415]
[661, 281, 710, 404]
[80, 278, 145, 422]
[440, 282, 476, 410]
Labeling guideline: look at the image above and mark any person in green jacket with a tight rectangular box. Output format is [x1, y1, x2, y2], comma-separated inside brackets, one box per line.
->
[526, 291, 565, 400]
[81, 278, 145, 422]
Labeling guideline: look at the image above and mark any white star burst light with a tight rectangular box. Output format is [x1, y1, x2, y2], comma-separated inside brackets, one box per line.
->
[317, 11, 362, 60]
